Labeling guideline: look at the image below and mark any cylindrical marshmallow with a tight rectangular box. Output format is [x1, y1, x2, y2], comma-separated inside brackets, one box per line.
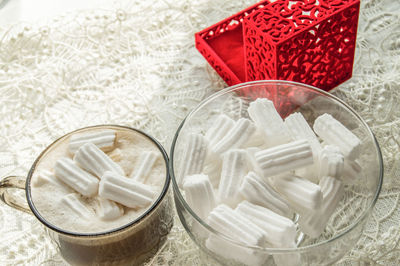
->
[295, 166, 319, 184]
[202, 150, 222, 188]
[205, 114, 235, 147]
[69, 129, 116, 154]
[313, 113, 361, 160]
[207, 204, 265, 246]
[96, 197, 124, 221]
[218, 149, 248, 207]
[242, 128, 268, 149]
[285, 112, 321, 155]
[54, 157, 99, 197]
[239, 171, 293, 218]
[286, 112, 322, 183]
[236, 201, 296, 247]
[129, 151, 159, 182]
[206, 205, 268, 265]
[343, 159, 362, 180]
[32, 170, 70, 193]
[272, 174, 323, 214]
[74, 142, 125, 178]
[318, 145, 344, 179]
[183, 174, 216, 220]
[299, 176, 344, 238]
[206, 235, 268, 266]
[212, 118, 256, 154]
[99, 171, 155, 209]
[247, 98, 291, 146]
[108, 148, 122, 162]
[177, 133, 208, 187]
[245, 147, 264, 177]
[255, 139, 314, 177]
[59, 193, 93, 220]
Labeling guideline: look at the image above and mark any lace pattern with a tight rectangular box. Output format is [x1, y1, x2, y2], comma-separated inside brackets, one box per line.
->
[0, 0, 399, 265]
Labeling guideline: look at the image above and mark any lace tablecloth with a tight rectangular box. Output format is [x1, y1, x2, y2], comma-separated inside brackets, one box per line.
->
[0, 0, 399, 265]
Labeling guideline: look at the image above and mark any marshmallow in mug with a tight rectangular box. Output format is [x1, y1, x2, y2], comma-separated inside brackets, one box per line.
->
[32, 128, 165, 233]
[179, 98, 363, 266]
[68, 129, 116, 154]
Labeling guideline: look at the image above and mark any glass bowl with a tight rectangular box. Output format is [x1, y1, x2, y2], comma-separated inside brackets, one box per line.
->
[170, 80, 383, 266]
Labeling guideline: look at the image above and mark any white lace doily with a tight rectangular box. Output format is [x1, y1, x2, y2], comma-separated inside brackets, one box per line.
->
[0, 0, 399, 265]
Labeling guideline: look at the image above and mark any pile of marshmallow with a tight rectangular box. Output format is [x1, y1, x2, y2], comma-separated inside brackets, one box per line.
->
[33, 130, 159, 221]
[178, 98, 362, 265]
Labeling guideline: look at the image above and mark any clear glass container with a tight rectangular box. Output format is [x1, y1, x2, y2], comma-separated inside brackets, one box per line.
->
[170, 80, 383, 266]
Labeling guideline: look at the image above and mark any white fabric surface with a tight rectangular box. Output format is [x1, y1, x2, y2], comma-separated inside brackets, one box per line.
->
[0, 0, 399, 265]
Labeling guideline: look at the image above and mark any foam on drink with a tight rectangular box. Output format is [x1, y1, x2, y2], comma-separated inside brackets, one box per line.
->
[31, 127, 166, 234]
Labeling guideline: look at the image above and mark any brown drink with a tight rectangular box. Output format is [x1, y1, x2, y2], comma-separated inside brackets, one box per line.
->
[25, 125, 172, 265]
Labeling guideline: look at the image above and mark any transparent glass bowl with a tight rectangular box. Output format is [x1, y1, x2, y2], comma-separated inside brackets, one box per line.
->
[170, 80, 383, 266]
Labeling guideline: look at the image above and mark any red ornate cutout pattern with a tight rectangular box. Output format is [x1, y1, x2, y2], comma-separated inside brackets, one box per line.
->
[195, 0, 359, 91]
[244, 0, 360, 91]
[195, 1, 271, 86]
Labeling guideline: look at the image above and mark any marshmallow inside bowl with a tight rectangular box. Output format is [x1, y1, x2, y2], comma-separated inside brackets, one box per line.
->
[170, 80, 383, 266]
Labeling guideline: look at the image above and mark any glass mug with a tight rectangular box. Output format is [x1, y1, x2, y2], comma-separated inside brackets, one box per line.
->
[0, 125, 173, 265]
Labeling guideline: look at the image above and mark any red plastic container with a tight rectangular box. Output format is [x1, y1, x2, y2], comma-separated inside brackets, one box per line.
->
[195, 0, 360, 91]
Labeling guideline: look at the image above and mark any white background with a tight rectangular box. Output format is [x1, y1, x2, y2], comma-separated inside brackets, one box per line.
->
[0, 0, 118, 25]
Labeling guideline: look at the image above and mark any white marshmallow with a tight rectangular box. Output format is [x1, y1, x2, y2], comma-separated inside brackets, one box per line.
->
[285, 112, 321, 154]
[343, 159, 362, 180]
[218, 149, 248, 207]
[255, 139, 313, 177]
[286, 112, 322, 182]
[242, 128, 268, 149]
[319, 145, 344, 179]
[212, 118, 256, 154]
[247, 98, 291, 146]
[313, 113, 361, 160]
[245, 147, 264, 177]
[205, 114, 235, 147]
[60, 193, 93, 220]
[202, 151, 222, 188]
[74, 142, 125, 178]
[32, 170, 70, 193]
[183, 174, 216, 220]
[206, 235, 268, 266]
[69, 129, 116, 154]
[129, 151, 159, 182]
[299, 176, 344, 238]
[239, 171, 293, 218]
[96, 197, 124, 221]
[108, 148, 123, 162]
[99, 171, 155, 209]
[272, 175, 323, 214]
[206, 204, 268, 266]
[177, 133, 208, 187]
[294, 166, 319, 184]
[54, 157, 99, 197]
[207, 204, 265, 246]
[236, 201, 296, 247]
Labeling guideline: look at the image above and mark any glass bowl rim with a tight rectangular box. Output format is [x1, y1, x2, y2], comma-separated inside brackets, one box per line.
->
[169, 80, 383, 253]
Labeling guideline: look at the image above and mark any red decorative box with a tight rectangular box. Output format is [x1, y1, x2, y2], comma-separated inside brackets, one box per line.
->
[195, 1, 271, 86]
[195, 0, 360, 91]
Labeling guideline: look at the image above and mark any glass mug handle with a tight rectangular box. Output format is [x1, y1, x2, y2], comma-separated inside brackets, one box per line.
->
[0, 176, 31, 213]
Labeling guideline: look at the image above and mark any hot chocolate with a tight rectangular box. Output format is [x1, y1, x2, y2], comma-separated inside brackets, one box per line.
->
[31, 126, 167, 234]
